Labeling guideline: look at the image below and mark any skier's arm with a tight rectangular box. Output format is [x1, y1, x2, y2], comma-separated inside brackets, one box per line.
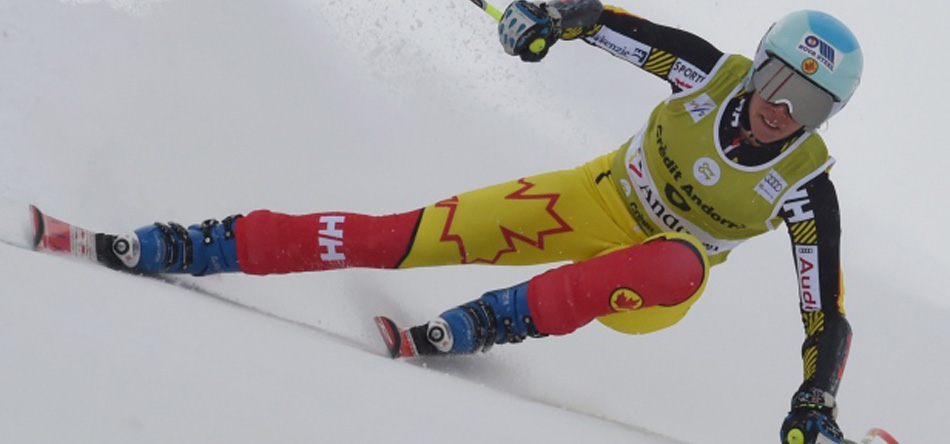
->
[575, 6, 726, 93]
[780, 173, 851, 397]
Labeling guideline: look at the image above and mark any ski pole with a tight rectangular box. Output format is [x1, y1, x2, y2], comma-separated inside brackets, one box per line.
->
[467, 0, 504, 21]
[466, 0, 549, 55]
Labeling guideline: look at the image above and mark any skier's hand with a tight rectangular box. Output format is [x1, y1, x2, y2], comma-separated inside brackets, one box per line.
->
[498, 1, 562, 62]
[780, 388, 843, 444]
[781, 409, 842, 444]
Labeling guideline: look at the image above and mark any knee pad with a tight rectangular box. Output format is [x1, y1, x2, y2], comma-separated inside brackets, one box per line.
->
[597, 233, 710, 334]
[528, 232, 709, 335]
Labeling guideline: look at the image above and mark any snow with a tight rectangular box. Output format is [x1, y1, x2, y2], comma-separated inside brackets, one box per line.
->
[0, 0, 945, 442]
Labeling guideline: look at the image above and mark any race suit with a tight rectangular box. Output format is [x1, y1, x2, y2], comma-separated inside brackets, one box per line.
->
[232, 6, 850, 397]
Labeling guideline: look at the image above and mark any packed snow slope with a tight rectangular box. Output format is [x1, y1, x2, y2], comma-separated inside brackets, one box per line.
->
[1, 0, 946, 443]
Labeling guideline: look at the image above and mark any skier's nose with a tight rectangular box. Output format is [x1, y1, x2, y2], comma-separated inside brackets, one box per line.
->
[770, 101, 797, 125]
[774, 102, 792, 119]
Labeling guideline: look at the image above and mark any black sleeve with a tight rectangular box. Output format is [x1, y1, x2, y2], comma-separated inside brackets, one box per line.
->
[779, 172, 851, 396]
[579, 7, 726, 93]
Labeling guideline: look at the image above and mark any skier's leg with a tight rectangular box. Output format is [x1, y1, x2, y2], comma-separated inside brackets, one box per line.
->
[103, 152, 633, 276]
[99, 209, 424, 276]
[404, 233, 710, 356]
[99, 150, 629, 276]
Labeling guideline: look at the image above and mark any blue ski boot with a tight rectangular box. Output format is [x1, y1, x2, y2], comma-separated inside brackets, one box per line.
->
[398, 281, 548, 357]
[97, 216, 243, 276]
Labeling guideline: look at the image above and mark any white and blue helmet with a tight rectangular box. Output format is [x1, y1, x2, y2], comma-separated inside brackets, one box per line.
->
[751, 11, 863, 128]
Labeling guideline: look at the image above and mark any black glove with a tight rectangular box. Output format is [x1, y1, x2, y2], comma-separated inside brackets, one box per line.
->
[780, 388, 843, 444]
[498, 1, 562, 62]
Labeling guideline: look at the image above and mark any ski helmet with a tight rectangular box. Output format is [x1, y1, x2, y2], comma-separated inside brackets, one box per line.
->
[751, 10, 863, 128]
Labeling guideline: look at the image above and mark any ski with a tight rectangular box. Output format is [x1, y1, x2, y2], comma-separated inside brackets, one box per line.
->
[30, 204, 102, 263]
[843, 427, 899, 444]
[374, 316, 421, 359]
[859, 428, 899, 444]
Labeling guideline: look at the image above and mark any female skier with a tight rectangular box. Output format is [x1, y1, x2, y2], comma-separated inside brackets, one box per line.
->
[84, 2, 863, 443]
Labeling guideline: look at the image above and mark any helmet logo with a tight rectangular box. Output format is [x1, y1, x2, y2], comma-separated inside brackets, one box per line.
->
[801, 58, 819, 75]
[798, 34, 840, 73]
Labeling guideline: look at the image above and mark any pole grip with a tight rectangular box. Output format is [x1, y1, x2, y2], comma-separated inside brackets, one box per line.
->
[469, 0, 547, 54]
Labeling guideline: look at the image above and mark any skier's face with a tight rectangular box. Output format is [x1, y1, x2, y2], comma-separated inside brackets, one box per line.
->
[748, 92, 803, 144]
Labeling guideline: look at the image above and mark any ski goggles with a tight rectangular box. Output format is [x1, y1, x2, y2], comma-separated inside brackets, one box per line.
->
[752, 57, 837, 128]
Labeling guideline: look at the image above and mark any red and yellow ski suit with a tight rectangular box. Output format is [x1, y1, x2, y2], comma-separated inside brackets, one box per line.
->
[234, 6, 850, 397]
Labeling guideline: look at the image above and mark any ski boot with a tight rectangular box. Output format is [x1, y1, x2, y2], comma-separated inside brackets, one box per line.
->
[97, 216, 244, 276]
[375, 281, 547, 358]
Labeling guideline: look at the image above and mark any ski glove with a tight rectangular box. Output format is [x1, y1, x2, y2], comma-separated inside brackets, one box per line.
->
[780, 388, 843, 444]
[498, 1, 563, 62]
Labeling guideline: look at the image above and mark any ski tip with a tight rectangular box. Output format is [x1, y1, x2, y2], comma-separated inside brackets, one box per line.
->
[29, 204, 44, 250]
[373, 316, 402, 359]
[864, 428, 899, 444]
